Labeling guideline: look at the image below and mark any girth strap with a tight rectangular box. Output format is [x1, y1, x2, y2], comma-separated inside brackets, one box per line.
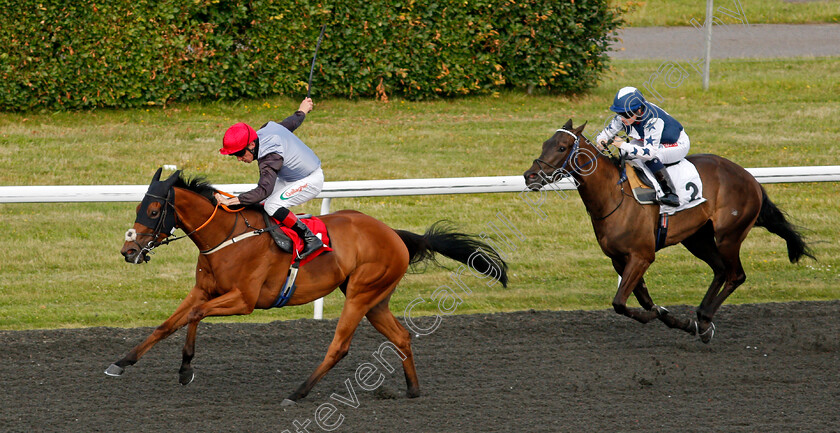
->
[655, 213, 669, 251]
[271, 262, 300, 308]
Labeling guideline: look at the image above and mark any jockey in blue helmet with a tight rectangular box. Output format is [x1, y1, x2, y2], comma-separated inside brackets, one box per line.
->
[596, 87, 690, 207]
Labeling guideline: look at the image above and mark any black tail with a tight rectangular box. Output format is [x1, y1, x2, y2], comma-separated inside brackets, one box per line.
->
[395, 221, 509, 287]
[754, 189, 814, 263]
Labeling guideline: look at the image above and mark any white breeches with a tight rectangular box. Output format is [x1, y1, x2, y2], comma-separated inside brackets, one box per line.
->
[263, 167, 324, 214]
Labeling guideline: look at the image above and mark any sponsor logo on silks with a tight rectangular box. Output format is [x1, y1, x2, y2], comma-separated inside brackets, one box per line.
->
[280, 183, 309, 200]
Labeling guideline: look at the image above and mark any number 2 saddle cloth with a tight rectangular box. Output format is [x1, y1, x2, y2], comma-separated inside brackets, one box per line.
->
[625, 159, 707, 215]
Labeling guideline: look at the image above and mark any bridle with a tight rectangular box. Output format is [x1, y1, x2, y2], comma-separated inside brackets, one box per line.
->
[532, 128, 582, 183]
[124, 189, 178, 263]
[531, 127, 627, 221]
[124, 187, 229, 263]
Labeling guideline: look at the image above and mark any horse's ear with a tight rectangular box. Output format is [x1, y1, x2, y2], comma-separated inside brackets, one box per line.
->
[562, 119, 573, 130]
[151, 167, 163, 183]
[575, 121, 587, 134]
[164, 170, 182, 185]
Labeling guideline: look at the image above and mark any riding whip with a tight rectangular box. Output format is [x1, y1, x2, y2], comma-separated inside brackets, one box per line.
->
[306, 25, 327, 98]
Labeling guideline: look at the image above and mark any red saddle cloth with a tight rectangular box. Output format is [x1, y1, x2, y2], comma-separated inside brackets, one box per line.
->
[271, 215, 333, 266]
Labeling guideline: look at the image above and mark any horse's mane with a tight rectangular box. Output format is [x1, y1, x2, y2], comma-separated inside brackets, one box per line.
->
[173, 174, 218, 204]
[172, 173, 266, 211]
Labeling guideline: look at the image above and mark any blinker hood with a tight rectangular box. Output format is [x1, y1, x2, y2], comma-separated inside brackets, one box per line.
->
[135, 168, 182, 235]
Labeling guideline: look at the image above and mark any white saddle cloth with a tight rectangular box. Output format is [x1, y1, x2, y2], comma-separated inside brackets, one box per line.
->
[631, 159, 706, 215]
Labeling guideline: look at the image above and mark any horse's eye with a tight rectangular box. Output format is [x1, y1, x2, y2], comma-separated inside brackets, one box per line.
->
[150, 210, 159, 217]
[558, 146, 566, 152]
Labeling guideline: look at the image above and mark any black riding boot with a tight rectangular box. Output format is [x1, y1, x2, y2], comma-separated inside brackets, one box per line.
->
[650, 166, 681, 207]
[273, 208, 325, 260]
[291, 219, 324, 260]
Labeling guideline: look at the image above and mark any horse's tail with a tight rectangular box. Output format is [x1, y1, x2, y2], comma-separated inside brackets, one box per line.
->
[754, 188, 815, 263]
[395, 221, 509, 287]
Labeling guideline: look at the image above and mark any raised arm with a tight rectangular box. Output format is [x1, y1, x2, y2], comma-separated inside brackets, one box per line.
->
[279, 98, 314, 132]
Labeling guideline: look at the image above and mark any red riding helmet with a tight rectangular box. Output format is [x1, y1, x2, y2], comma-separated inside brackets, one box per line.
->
[220, 122, 257, 155]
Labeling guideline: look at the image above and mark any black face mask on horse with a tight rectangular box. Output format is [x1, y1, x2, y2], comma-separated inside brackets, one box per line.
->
[123, 168, 180, 263]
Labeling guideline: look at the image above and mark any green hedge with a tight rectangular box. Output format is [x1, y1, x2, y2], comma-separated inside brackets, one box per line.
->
[0, 0, 623, 111]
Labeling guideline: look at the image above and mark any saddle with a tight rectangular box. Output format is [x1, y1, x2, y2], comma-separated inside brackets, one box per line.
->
[261, 213, 332, 264]
[626, 165, 657, 204]
[622, 159, 707, 214]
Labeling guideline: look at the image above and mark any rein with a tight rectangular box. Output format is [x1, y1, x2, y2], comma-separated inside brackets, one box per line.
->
[199, 214, 280, 255]
[196, 189, 284, 255]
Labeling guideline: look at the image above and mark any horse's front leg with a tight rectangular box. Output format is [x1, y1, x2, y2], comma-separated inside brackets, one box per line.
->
[178, 288, 256, 385]
[611, 256, 659, 323]
[105, 287, 207, 377]
[179, 321, 200, 385]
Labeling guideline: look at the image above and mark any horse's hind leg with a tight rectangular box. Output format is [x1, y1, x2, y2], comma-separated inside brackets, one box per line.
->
[681, 226, 729, 342]
[365, 298, 420, 398]
[695, 239, 748, 343]
[105, 287, 207, 377]
[283, 297, 370, 405]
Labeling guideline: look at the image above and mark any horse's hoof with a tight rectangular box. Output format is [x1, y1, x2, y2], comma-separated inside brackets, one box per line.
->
[655, 305, 670, 317]
[104, 363, 125, 377]
[406, 389, 421, 399]
[699, 322, 716, 344]
[179, 369, 195, 386]
[280, 398, 297, 407]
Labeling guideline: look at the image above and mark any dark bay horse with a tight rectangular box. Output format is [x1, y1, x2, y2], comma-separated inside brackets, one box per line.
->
[108, 168, 508, 405]
[523, 120, 812, 343]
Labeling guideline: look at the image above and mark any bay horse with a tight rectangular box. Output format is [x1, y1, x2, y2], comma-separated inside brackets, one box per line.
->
[523, 120, 812, 343]
[107, 168, 508, 405]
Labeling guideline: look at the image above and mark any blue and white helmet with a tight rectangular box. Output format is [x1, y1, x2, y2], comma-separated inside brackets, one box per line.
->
[609, 87, 647, 114]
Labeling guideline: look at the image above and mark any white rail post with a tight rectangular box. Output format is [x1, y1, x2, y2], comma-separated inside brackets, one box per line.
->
[312, 197, 332, 320]
[703, 0, 714, 90]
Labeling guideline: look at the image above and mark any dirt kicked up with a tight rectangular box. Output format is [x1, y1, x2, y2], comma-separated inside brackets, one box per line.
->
[2, 301, 838, 432]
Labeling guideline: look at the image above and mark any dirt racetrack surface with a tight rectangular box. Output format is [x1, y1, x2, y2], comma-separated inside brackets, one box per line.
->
[2, 301, 838, 432]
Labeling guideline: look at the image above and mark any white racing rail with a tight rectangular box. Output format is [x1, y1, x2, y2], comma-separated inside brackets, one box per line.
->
[2, 166, 839, 203]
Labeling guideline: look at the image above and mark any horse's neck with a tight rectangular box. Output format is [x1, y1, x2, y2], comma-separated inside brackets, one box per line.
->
[572, 145, 622, 213]
[172, 188, 241, 249]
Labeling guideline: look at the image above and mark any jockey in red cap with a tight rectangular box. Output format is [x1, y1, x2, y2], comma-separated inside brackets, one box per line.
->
[216, 97, 325, 259]
[220, 122, 258, 157]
